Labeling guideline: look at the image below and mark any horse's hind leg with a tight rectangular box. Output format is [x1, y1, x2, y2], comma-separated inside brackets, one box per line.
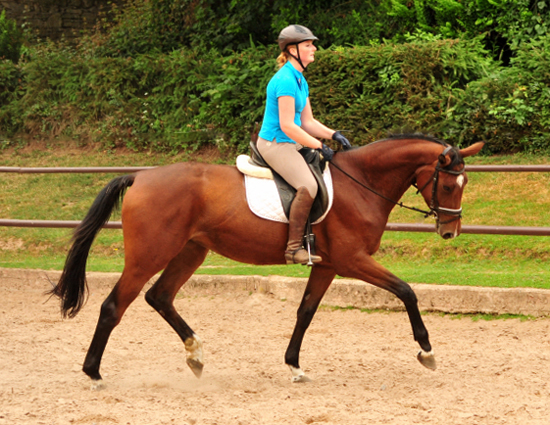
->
[83, 267, 157, 388]
[144, 241, 209, 378]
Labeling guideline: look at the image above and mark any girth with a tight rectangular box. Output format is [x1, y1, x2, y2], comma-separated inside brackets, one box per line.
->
[247, 141, 330, 223]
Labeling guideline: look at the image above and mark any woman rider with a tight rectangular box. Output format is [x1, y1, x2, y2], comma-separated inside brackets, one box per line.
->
[257, 25, 351, 265]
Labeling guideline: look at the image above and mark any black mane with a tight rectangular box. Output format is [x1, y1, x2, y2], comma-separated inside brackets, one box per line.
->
[380, 132, 449, 147]
[367, 133, 464, 168]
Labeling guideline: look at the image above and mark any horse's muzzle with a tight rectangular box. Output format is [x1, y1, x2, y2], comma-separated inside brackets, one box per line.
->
[441, 231, 455, 240]
[437, 218, 461, 240]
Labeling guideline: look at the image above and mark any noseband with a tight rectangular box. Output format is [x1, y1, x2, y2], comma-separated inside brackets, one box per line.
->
[414, 146, 465, 225]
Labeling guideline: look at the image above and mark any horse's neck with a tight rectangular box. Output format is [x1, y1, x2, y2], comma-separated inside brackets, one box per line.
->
[342, 140, 439, 202]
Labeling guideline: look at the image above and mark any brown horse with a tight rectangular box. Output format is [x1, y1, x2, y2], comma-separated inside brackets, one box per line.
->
[50, 134, 484, 388]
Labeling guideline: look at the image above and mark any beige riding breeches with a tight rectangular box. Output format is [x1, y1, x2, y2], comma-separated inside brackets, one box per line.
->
[256, 137, 318, 199]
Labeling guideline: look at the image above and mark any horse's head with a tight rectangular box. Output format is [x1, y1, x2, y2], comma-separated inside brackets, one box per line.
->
[415, 142, 484, 239]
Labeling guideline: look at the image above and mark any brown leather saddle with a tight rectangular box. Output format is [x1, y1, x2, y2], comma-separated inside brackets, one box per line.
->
[247, 141, 330, 223]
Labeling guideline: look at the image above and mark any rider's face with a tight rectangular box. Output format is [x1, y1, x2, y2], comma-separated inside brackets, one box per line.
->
[290, 41, 317, 68]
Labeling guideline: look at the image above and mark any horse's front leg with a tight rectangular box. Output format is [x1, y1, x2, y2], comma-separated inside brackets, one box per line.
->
[285, 265, 336, 382]
[339, 254, 436, 371]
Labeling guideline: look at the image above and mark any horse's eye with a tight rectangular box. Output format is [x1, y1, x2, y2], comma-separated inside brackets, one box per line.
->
[443, 185, 452, 192]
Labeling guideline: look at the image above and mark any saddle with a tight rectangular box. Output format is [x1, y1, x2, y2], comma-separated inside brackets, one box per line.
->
[241, 141, 330, 223]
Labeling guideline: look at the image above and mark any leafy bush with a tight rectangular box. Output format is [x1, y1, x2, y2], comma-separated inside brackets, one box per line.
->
[384, 0, 550, 63]
[4, 33, 550, 154]
[86, 0, 399, 56]
[0, 10, 23, 63]
[0, 60, 23, 139]
[308, 37, 496, 143]
[448, 35, 550, 153]
[82, 0, 550, 68]
[89, 0, 277, 56]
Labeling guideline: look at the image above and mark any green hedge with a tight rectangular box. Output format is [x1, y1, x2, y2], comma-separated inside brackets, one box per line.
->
[93, 0, 397, 56]
[93, 0, 550, 65]
[448, 36, 550, 153]
[2, 36, 550, 154]
[307, 37, 495, 144]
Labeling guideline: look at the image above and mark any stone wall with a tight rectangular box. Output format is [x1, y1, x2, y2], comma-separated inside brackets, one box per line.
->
[0, 0, 120, 41]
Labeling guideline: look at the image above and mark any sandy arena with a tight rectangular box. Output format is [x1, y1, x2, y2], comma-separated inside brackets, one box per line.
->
[1, 271, 549, 425]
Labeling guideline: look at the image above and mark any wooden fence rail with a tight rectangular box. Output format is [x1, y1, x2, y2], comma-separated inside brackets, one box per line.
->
[1, 165, 550, 173]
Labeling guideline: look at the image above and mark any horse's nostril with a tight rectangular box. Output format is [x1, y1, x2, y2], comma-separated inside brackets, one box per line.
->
[442, 232, 454, 240]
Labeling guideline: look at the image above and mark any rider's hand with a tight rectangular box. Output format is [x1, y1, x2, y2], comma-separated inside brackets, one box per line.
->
[318, 144, 334, 161]
[332, 131, 352, 150]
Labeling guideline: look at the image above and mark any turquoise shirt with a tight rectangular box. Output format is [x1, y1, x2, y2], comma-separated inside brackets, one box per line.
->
[258, 61, 309, 144]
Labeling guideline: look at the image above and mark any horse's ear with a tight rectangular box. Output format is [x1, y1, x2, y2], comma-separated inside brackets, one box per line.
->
[438, 146, 453, 166]
[459, 142, 485, 158]
[438, 152, 451, 166]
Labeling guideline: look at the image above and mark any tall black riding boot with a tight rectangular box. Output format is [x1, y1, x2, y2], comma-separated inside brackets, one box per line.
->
[285, 186, 322, 265]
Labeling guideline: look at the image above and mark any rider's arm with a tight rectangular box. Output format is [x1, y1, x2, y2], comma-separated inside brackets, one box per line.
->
[300, 98, 336, 140]
[279, 96, 323, 149]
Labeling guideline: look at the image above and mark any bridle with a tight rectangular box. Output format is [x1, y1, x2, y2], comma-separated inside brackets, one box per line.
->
[329, 146, 465, 226]
[413, 146, 465, 225]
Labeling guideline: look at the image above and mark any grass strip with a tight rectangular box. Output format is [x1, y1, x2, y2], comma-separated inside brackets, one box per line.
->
[0, 146, 549, 289]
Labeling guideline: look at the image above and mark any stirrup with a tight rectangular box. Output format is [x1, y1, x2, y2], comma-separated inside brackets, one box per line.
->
[285, 248, 321, 265]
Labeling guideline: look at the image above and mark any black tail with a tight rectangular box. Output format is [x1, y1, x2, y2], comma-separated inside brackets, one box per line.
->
[49, 174, 135, 318]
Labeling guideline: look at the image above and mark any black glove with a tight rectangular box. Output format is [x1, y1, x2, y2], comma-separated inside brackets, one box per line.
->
[332, 131, 352, 150]
[318, 143, 334, 161]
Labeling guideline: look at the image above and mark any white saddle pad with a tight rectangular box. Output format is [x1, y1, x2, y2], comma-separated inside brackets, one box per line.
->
[244, 166, 334, 224]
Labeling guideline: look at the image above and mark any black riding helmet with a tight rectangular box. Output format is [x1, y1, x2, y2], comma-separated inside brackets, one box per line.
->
[277, 25, 318, 70]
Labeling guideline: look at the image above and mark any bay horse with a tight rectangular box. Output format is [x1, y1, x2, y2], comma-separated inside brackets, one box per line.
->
[50, 134, 484, 388]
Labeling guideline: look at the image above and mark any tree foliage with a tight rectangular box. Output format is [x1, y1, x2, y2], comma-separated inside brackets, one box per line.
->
[0, 10, 23, 63]
[1, 1, 550, 154]
[91, 0, 549, 63]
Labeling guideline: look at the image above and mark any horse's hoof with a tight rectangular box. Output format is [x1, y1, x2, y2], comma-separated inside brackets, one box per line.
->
[90, 379, 105, 391]
[289, 365, 311, 383]
[292, 374, 312, 383]
[186, 358, 204, 378]
[417, 350, 437, 370]
[185, 335, 204, 378]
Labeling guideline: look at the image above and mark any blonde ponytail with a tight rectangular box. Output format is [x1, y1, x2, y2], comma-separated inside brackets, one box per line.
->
[276, 52, 289, 69]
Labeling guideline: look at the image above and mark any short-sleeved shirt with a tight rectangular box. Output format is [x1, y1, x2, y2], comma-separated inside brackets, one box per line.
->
[258, 61, 309, 144]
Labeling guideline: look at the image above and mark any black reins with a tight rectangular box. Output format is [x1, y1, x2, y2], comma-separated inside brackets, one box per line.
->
[329, 146, 465, 223]
[329, 161, 435, 217]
